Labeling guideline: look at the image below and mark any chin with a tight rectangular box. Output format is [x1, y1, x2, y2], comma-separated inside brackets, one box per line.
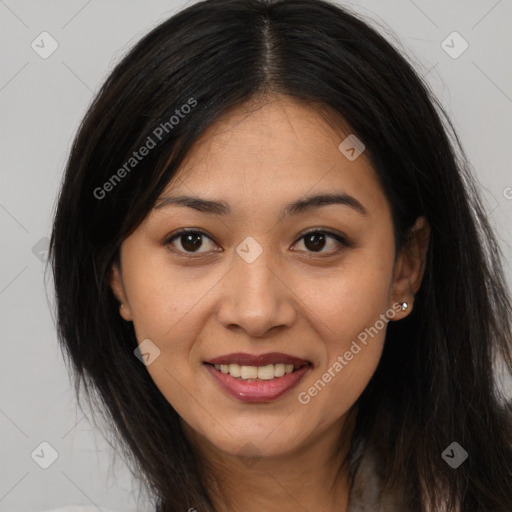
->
[202, 422, 307, 460]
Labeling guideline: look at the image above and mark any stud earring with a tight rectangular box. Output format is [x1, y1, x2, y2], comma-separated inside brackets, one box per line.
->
[400, 301, 408, 311]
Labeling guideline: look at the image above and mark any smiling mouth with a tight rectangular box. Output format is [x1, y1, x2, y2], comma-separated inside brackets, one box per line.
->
[205, 362, 309, 382]
[204, 361, 311, 403]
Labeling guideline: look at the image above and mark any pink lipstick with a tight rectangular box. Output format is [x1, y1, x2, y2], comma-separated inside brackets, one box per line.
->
[204, 352, 311, 403]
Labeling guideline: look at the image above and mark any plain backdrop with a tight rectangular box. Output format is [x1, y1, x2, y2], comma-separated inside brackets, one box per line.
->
[1, 0, 511, 510]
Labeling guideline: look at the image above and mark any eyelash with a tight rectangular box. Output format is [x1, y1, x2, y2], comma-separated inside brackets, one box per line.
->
[163, 228, 350, 259]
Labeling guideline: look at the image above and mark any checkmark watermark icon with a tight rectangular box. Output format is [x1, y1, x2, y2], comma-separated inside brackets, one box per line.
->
[236, 236, 263, 264]
[31, 441, 59, 469]
[338, 134, 365, 161]
[134, 338, 161, 366]
[31, 31, 59, 59]
[441, 31, 469, 59]
[441, 442, 468, 469]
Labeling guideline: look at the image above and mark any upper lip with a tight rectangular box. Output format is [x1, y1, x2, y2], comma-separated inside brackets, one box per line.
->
[205, 352, 310, 367]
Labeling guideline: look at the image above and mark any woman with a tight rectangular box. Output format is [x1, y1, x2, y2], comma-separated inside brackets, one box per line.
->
[49, 0, 512, 510]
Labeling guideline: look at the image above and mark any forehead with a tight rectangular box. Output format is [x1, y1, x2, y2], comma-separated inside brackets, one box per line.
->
[158, 95, 389, 219]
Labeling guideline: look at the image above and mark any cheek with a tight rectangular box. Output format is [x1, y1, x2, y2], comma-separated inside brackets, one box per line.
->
[119, 254, 212, 415]
[292, 249, 393, 416]
[296, 319, 387, 426]
[293, 247, 394, 345]
[122, 261, 208, 418]
[122, 249, 209, 342]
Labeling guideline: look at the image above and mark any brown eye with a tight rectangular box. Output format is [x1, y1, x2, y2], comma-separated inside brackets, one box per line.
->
[166, 230, 218, 254]
[293, 230, 348, 255]
[303, 232, 328, 252]
[164, 228, 348, 258]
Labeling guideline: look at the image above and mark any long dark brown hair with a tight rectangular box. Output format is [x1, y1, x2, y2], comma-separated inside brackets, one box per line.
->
[48, 0, 512, 510]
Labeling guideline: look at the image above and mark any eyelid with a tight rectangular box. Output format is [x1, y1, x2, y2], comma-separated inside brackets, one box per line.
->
[164, 228, 219, 257]
[297, 227, 349, 245]
[292, 228, 350, 256]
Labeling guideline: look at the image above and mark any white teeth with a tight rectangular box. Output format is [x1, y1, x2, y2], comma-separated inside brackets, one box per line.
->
[228, 363, 241, 377]
[274, 363, 286, 377]
[257, 364, 275, 380]
[240, 365, 258, 379]
[211, 362, 303, 380]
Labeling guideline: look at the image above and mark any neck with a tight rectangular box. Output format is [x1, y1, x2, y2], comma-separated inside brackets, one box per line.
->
[183, 409, 356, 512]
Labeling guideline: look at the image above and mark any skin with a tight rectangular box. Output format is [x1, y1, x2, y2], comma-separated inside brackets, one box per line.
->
[110, 94, 430, 511]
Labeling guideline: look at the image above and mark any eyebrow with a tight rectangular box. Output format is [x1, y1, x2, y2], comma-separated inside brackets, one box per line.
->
[153, 192, 368, 218]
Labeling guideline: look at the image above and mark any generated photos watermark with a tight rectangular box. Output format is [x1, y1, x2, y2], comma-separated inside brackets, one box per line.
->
[93, 97, 197, 200]
[297, 302, 403, 405]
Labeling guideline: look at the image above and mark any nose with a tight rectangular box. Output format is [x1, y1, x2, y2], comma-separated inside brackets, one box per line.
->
[216, 247, 297, 338]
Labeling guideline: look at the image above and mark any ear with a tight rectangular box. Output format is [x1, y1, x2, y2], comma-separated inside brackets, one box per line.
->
[110, 262, 133, 321]
[389, 216, 430, 319]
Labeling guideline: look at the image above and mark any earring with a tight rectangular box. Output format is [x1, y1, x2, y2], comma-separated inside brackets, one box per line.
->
[400, 301, 408, 311]
[120, 304, 124, 309]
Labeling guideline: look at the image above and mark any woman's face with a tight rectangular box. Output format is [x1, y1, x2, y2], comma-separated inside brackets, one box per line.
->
[111, 95, 426, 460]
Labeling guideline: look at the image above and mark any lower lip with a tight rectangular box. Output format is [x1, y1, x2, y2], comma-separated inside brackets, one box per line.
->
[204, 363, 310, 403]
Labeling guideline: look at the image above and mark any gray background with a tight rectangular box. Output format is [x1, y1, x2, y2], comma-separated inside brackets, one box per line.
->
[1, 0, 511, 510]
